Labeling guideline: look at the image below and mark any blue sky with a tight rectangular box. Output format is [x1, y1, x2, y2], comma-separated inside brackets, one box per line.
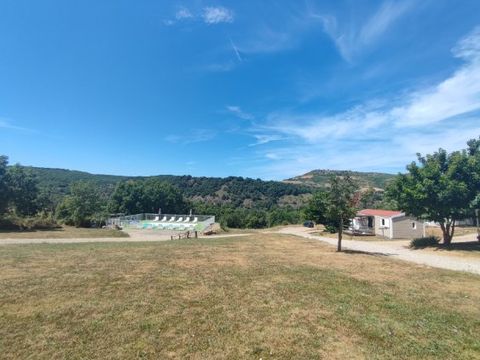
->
[1, 0, 480, 180]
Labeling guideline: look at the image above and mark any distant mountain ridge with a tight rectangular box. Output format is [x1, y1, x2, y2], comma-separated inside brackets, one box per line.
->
[20, 166, 312, 209]
[284, 169, 397, 189]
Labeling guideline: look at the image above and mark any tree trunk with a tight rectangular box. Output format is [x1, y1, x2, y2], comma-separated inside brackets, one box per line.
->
[337, 217, 343, 252]
[440, 220, 454, 245]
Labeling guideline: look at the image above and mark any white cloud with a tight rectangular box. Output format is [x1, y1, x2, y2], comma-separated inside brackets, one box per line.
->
[248, 134, 285, 147]
[230, 38, 242, 62]
[175, 7, 193, 20]
[165, 129, 216, 144]
[314, 0, 414, 62]
[236, 26, 297, 54]
[201, 61, 236, 72]
[202, 7, 234, 24]
[226, 105, 254, 120]
[249, 27, 480, 179]
[0, 118, 32, 132]
[260, 25, 480, 142]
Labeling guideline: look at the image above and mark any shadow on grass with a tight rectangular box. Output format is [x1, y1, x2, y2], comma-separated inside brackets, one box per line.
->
[434, 241, 480, 252]
[342, 249, 393, 257]
[411, 241, 480, 252]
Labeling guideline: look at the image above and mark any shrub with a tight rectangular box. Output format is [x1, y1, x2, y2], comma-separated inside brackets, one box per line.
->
[0, 213, 59, 231]
[410, 236, 440, 248]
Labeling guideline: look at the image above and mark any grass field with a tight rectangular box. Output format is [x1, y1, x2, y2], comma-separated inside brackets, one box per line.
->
[0, 226, 129, 239]
[0, 234, 479, 359]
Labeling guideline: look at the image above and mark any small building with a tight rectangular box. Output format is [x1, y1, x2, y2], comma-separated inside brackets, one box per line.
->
[349, 209, 425, 239]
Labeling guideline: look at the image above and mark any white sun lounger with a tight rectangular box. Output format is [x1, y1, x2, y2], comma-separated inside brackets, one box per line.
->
[183, 217, 190, 222]
[168, 216, 175, 222]
[193, 217, 198, 223]
[161, 216, 167, 222]
[154, 216, 159, 221]
[176, 217, 183, 222]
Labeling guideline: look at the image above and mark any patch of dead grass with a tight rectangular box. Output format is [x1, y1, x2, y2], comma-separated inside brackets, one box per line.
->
[0, 226, 128, 239]
[0, 235, 479, 359]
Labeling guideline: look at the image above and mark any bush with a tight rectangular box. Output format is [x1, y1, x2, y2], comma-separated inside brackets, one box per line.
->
[410, 236, 440, 248]
[0, 213, 59, 231]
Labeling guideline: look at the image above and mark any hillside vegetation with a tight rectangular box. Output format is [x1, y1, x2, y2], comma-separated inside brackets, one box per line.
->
[285, 169, 396, 189]
[23, 166, 312, 210]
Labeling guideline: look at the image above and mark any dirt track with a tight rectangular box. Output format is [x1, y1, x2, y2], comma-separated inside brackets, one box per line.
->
[277, 226, 480, 275]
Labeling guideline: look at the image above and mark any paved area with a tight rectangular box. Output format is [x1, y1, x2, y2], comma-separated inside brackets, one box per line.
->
[277, 226, 480, 275]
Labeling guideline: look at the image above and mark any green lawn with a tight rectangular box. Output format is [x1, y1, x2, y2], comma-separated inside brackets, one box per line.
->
[0, 234, 479, 359]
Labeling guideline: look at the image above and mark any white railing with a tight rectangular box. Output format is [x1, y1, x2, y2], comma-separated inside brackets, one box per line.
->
[107, 213, 215, 232]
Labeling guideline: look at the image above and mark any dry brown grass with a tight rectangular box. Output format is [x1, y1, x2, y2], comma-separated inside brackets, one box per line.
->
[0, 226, 129, 239]
[0, 234, 479, 359]
[425, 226, 478, 238]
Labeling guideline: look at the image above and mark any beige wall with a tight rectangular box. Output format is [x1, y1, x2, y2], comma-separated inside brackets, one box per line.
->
[391, 216, 424, 239]
[373, 216, 392, 238]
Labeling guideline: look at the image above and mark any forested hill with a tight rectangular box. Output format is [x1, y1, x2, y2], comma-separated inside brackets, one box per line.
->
[22, 166, 312, 209]
[284, 169, 397, 189]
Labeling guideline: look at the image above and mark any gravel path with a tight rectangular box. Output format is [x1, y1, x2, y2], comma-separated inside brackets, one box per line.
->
[277, 227, 480, 275]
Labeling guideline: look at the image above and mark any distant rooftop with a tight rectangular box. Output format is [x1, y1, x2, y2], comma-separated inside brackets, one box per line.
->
[357, 209, 403, 217]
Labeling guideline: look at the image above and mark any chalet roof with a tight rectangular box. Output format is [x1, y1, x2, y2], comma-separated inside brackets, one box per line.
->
[357, 209, 403, 218]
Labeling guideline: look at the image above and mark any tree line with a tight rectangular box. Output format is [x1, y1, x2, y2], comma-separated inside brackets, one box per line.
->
[0, 156, 304, 230]
[2, 136, 479, 238]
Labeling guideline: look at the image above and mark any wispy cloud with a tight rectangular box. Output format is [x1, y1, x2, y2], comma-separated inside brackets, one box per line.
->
[226, 105, 253, 120]
[249, 26, 480, 179]
[175, 7, 193, 20]
[236, 27, 297, 54]
[0, 118, 33, 132]
[164, 6, 234, 26]
[313, 0, 414, 62]
[260, 26, 480, 140]
[202, 6, 234, 24]
[248, 134, 285, 147]
[165, 129, 216, 144]
[202, 62, 236, 73]
[229, 38, 242, 62]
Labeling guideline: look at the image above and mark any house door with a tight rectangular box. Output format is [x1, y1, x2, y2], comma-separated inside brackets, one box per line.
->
[368, 217, 373, 228]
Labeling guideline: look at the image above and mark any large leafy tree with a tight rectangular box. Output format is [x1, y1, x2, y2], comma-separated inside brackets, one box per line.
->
[305, 176, 358, 251]
[107, 179, 187, 215]
[7, 165, 39, 216]
[56, 181, 104, 227]
[387, 138, 480, 245]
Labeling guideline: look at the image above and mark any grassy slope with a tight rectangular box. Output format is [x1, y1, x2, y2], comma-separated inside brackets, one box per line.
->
[0, 234, 479, 359]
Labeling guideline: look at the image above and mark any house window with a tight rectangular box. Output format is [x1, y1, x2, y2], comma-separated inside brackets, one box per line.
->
[412, 222, 416, 229]
[381, 219, 385, 226]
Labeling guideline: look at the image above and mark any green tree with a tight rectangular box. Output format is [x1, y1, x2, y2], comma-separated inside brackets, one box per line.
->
[0, 155, 10, 215]
[56, 181, 103, 227]
[7, 165, 39, 216]
[387, 139, 480, 245]
[107, 179, 187, 215]
[305, 176, 358, 251]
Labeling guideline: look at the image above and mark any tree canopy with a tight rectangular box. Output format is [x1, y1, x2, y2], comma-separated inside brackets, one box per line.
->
[387, 137, 480, 244]
[305, 176, 358, 251]
[56, 181, 104, 227]
[107, 179, 188, 215]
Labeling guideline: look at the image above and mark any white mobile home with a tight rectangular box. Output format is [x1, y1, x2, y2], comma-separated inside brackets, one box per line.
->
[350, 209, 425, 239]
